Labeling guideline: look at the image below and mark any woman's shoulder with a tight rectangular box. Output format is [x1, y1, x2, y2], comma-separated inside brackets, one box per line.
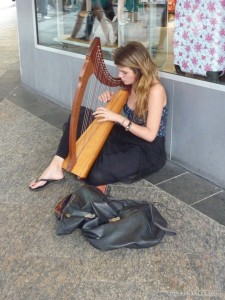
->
[148, 82, 167, 106]
[151, 81, 165, 91]
[149, 82, 166, 96]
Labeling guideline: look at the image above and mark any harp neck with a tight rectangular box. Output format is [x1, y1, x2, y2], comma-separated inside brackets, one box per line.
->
[85, 37, 125, 87]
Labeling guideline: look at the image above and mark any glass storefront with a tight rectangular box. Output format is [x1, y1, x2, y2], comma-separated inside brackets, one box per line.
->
[34, 0, 225, 85]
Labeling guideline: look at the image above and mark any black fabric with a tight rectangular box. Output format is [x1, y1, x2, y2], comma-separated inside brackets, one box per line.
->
[86, 124, 166, 185]
[56, 108, 166, 185]
[55, 185, 176, 251]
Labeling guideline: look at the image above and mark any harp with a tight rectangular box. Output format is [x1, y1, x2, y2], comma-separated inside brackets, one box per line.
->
[62, 37, 129, 178]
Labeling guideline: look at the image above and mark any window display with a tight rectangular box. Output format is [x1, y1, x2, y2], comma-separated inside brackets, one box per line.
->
[174, 0, 225, 84]
[35, 0, 173, 63]
[34, 0, 225, 85]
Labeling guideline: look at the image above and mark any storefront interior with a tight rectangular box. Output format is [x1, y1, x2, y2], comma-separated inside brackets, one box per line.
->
[34, 0, 225, 85]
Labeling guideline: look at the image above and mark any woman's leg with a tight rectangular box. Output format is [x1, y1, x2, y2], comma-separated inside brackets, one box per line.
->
[86, 148, 140, 186]
[29, 107, 94, 189]
[157, 4, 168, 49]
[155, 3, 168, 49]
[29, 155, 65, 189]
[29, 115, 71, 189]
[71, 0, 86, 38]
[103, 0, 117, 41]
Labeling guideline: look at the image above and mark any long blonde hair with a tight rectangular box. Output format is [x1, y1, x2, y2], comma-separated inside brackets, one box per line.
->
[114, 41, 160, 119]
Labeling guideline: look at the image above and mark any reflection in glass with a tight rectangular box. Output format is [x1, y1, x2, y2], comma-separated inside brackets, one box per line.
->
[34, 1, 177, 80]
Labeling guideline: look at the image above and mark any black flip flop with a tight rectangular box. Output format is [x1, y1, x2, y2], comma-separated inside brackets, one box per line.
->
[29, 177, 65, 191]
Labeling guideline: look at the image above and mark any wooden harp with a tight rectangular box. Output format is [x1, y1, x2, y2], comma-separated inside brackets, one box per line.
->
[62, 38, 129, 178]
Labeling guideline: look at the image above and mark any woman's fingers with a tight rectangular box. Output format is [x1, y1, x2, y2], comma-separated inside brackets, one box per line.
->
[93, 107, 106, 116]
[98, 91, 114, 102]
[93, 107, 110, 121]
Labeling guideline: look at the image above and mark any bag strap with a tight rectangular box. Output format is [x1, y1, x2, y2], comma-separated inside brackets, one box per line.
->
[152, 201, 184, 220]
[149, 204, 177, 236]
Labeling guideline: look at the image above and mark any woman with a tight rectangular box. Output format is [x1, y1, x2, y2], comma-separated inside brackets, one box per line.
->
[29, 41, 167, 191]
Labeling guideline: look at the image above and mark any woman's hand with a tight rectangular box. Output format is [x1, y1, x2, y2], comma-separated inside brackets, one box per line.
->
[98, 91, 114, 103]
[93, 107, 121, 123]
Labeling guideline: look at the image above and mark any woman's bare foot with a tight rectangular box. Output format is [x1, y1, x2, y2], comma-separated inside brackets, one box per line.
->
[29, 156, 65, 190]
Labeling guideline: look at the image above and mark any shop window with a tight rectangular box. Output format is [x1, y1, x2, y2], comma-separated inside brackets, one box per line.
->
[34, 0, 225, 85]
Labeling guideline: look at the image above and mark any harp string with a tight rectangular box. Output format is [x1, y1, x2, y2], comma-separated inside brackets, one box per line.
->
[79, 47, 102, 135]
[77, 49, 107, 156]
[76, 48, 119, 158]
